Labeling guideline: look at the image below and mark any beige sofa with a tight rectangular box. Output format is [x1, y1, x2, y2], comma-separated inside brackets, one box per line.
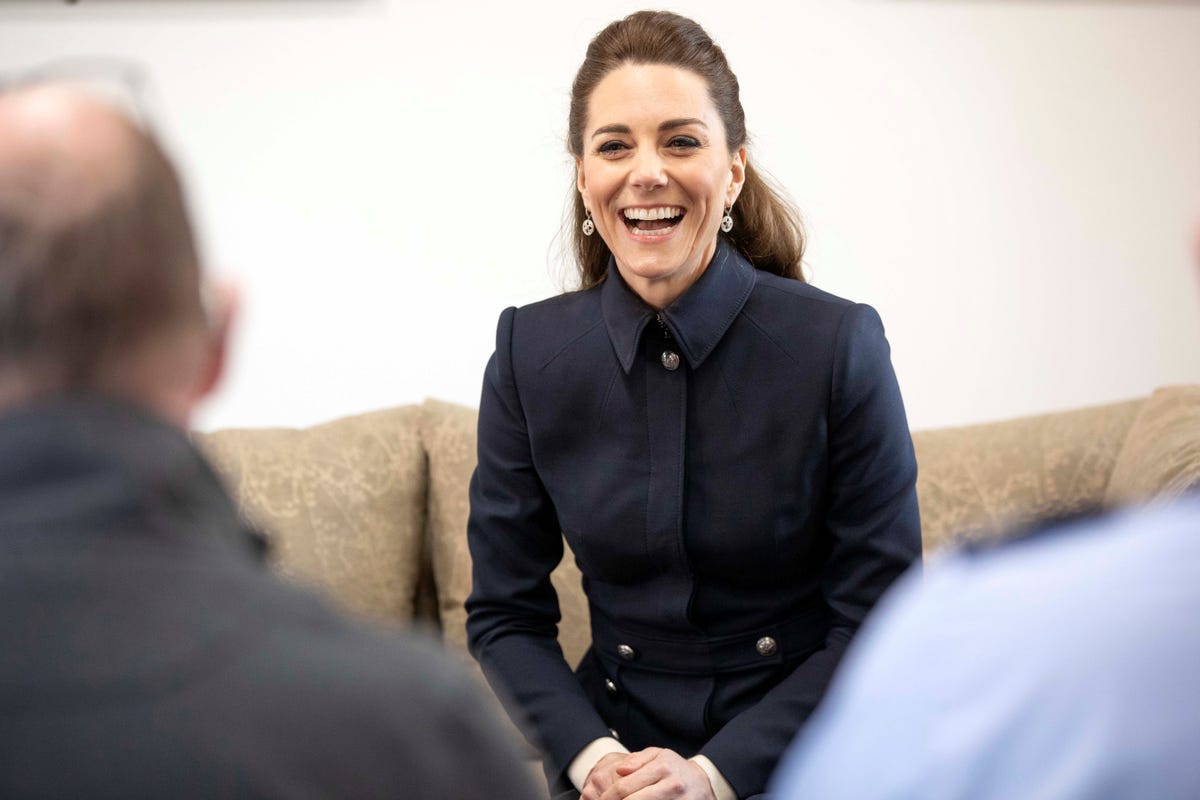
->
[195, 385, 1200, 770]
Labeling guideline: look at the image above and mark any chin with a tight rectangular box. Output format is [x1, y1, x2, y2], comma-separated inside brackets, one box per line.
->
[618, 254, 687, 282]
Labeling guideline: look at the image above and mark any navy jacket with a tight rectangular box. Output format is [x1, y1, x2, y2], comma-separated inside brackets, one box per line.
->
[466, 240, 921, 798]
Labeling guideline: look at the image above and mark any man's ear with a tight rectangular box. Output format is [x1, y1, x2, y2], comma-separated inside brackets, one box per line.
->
[194, 279, 238, 404]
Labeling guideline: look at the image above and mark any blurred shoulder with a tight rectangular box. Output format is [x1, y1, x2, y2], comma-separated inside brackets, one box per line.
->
[248, 580, 477, 702]
[230, 586, 538, 793]
[869, 496, 1200, 661]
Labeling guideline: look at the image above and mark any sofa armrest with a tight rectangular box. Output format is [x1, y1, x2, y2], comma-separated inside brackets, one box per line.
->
[1105, 385, 1200, 507]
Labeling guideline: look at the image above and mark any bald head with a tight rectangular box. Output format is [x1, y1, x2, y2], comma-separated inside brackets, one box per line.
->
[0, 85, 141, 216]
[0, 84, 209, 417]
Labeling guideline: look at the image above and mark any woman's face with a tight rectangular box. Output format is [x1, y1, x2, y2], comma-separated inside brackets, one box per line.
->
[577, 63, 746, 308]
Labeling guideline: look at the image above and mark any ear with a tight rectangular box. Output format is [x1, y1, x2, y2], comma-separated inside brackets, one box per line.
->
[194, 279, 238, 404]
[576, 157, 592, 208]
[727, 147, 747, 207]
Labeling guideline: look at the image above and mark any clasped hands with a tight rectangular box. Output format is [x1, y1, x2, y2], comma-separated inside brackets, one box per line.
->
[581, 748, 715, 800]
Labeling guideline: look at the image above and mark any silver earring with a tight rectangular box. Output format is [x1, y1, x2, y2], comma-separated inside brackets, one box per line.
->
[721, 206, 734, 233]
[582, 210, 595, 237]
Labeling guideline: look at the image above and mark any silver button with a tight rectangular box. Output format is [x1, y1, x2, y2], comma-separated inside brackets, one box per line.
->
[608, 727, 621, 741]
[616, 644, 637, 661]
[604, 678, 618, 696]
[756, 636, 778, 657]
[661, 350, 680, 371]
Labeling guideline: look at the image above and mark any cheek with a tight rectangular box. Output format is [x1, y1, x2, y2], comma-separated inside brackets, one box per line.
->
[687, 168, 730, 210]
[588, 173, 624, 206]
[690, 183, 725, 221]
[581, 162, 620, 203]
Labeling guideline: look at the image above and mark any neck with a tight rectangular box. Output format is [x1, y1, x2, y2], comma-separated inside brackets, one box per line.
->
[0, 330, 206, 430]
[615, 238, 721, 311]
[618, 263, 711, 312]
[0, 360, 68, 416]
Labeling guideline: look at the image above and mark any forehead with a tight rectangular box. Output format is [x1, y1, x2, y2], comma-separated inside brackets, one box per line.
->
[587, 63, 720, 130]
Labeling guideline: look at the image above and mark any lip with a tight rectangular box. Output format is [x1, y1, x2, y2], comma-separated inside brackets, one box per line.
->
[617, 204, 686, 244]
[618, 216, 682, 244]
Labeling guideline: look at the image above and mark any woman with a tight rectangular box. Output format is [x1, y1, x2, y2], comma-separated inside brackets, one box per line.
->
[466, 11, 920, 800]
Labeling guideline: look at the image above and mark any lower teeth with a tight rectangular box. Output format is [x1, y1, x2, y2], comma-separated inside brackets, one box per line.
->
[633, 221, 676, 235]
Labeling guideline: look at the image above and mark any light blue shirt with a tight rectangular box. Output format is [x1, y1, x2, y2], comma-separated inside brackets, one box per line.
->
[771, 498, 1200, 800]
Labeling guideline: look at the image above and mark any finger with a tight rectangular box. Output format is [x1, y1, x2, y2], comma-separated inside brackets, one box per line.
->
[621, 782, 683, 800]
[583, 753, 628, 796]
[620, 752, 712, 800]
[600, 760, 665, 800]
[620, 774, 700, 800]
[592, 751, 628, 776]
[586, 771, 617, 797]
[614, 747, 663, 776]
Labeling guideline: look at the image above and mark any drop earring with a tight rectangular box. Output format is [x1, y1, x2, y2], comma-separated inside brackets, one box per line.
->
[582, 209, 595, 237]
[721, 205, 734, 233]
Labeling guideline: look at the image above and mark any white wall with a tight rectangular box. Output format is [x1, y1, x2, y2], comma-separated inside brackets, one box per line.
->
[2, 0, 1198, 431]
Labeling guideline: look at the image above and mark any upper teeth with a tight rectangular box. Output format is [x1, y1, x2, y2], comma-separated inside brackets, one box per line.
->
[623, 207, 683, 221]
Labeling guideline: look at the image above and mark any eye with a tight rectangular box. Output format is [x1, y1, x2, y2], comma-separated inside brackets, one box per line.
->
[596, 140, 629, 155]
[667, 136, 701, 150]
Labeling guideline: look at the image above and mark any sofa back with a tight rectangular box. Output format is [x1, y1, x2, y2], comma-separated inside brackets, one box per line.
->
[197, 385, 1200, 652]
[199, 406, 432, 624]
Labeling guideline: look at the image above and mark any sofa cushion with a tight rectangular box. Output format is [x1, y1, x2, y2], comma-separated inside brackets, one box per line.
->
[913, 398, 1143, 551]
[196, 405, 426, 623]
[1105, 385, 1200, 507]
[420, 399, 591, 668]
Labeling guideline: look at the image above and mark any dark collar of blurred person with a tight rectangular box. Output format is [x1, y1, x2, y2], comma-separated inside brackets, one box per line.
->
[0, 83, 232, 429]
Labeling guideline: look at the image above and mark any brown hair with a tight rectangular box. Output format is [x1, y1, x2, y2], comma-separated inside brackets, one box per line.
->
[0, 118, 204, 393]
[567, 10, 805, 289]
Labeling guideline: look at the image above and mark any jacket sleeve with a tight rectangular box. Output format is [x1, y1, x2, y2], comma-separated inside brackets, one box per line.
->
[465, 306, 613, 783]
[699, 302, 922, 797]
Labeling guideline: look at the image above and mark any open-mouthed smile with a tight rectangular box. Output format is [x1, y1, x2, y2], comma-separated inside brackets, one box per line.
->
[622, 206, 685, 237]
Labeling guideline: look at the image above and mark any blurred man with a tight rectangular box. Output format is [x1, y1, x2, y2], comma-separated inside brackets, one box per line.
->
[0, 83, 538, 799]
[770, 502, 1200, 799]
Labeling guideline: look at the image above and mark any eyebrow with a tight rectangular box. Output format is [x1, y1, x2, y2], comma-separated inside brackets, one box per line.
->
[590, 118, 709, 139]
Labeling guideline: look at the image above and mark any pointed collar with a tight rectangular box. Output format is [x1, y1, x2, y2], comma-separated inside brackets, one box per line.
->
[600, 237, 758, 373]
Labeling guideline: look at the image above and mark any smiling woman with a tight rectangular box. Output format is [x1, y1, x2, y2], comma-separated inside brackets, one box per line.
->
[576, 64, 744, 310]
[565, 13, 805, 295]
[465, 11, 923, 800]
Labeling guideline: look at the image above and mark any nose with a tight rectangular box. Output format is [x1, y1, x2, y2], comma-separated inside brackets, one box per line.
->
[629, 147, 667, 191]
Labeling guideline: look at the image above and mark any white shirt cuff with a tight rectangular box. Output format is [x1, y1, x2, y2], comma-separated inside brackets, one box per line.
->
[567, 737, 630, 791]
[690, 754, 737, 800]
